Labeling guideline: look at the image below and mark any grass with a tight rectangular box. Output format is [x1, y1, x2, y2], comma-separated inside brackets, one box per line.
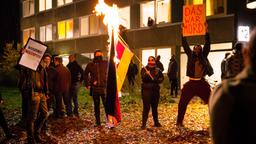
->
[0, 87, 21, 110]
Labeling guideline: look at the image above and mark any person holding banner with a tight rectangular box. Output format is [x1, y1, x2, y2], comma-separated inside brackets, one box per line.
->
[83, 49, 108, 127]
[141, 56, 164, 130]
[25, 61, 49, 143]
[176, 23, 213, 127]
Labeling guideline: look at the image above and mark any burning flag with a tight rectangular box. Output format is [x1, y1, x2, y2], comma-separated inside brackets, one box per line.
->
[106, 30, 121, 127]
[95, 0, 134, 127]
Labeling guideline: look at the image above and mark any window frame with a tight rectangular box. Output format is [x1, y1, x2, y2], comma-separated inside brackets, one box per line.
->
[39, 0, 52, 12]
[57, 0, 73, 7]
[23, 27, 35, 45]
[57, 19, 74, 40]
[23, 0, 35, 17]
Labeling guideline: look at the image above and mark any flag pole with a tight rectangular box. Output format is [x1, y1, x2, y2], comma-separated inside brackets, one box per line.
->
[118, 34, 154, 80]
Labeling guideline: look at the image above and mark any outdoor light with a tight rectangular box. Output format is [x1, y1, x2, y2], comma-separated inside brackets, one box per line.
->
[238, 26, 250, 42]
[247, 0, 256, 9]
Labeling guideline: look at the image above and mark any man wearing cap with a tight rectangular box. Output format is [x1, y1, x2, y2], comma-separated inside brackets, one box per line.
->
[83, 49, 108, 126]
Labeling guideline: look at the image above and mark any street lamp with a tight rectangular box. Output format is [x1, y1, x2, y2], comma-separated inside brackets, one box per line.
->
[247, 0, 256, 9]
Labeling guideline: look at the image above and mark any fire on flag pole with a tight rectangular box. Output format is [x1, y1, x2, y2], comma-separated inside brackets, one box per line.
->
[94, 0, 134, 128]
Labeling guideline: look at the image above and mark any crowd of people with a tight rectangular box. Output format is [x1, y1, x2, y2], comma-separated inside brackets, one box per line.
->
[1, 24, 256, 144]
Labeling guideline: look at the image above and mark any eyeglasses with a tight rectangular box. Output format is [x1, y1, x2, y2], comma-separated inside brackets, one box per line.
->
[148, 59, 154, 62]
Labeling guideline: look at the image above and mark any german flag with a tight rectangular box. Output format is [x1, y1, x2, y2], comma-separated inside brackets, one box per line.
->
[116, 35, 134, 91]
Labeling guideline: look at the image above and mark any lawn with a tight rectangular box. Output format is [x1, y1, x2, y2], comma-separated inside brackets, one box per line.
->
[0, 86, 211, 144]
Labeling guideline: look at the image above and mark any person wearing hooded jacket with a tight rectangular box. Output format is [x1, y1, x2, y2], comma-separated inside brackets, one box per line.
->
[83, 49, 108, 126]
[141, 56, 164, 129]
[176, 24, 213, 127]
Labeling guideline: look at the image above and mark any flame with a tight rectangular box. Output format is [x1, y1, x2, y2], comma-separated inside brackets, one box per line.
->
[94, 0, 120, 42]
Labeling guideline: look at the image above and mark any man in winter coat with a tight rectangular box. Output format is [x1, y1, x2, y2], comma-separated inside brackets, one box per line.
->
[84, 49, 108, 126]
[54, 56, 72, 117]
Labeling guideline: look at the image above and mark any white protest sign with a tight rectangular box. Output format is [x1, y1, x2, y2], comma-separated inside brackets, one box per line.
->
[19, 38, 47, 71]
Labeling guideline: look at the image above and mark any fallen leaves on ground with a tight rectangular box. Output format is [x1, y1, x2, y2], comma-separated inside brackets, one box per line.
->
[0, 97, 211, 144]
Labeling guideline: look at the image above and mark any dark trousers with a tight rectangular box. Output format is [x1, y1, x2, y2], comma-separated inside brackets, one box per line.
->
[177, 79, 211, 125]
[92, 93, 106, 125]
[0, 107, 11, 137]
[128, 76, 135, 86]
[55, 91, 71, 116]
[20, 89, 31, 127]
[169, 78, 178, 96]
[27, 92, 48, 140]
[141, 87, 160, 126]
[69, 83, 80, 115]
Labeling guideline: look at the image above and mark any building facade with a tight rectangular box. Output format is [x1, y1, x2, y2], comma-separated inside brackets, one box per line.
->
[20, 0, 256, 86]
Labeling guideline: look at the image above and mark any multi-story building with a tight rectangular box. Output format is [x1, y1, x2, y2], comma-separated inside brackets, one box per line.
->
[20, 0, 256, 86]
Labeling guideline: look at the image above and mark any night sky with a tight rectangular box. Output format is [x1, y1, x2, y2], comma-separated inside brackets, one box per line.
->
[0, 0, 20, 54]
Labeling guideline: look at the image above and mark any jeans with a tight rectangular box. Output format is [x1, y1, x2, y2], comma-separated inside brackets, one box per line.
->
[69, 82, 80, 115]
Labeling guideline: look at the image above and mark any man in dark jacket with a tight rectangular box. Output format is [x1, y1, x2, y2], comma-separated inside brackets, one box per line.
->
[167, 55, 178, 97]
[42, 53, 56, 134]
[209, 27, 256, 144]
[84, 49, 108, 126]
[141, 56, 164, 129]
[177, 26, 213, 127]
[54, 56, 72, 117]
[24, 61, 49, 143]
[67, 54, 83, 116]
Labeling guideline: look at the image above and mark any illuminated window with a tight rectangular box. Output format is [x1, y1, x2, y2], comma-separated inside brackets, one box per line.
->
[142, 48, 172, 73]
[80, 16, 89, 36]
[89, 15, 99, 35]
[40, 24, 52, 42]
[140, 0, 170, 27]
[23, 0, 34, 17]
[157, 48, 172, 73]
[66, 20, 73, 38]
[23, 27, 35, 45]
[184, 0, 225, 16]
[140, 1, 154, 27]
[157, 0, 171, 24]
[57, 0, 72, 7]
[39, 0, 52, 12]
[118, 6, 130, 29]
[58, 19, 73, 39]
